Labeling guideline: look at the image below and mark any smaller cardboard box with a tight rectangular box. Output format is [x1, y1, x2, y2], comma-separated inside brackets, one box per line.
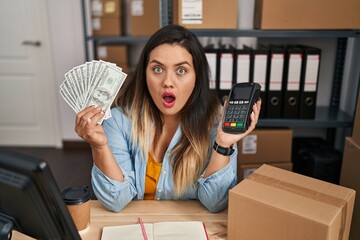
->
[352, 89, 360, 145]
[91, 0, 121, 17]
[254, 0, 360, 30]
[228, 164, 355, 240]
[97, 45, 129, 73]
[237, 162, 292, 182]
[237, 128, 292, 164]
[173, 0, 238, 29]
[340, 137, 360, 240]
[92, 17, 122, 36]
[127, 0, 159, 36]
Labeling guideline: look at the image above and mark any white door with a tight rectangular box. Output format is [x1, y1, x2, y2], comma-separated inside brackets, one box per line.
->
[0, 0, 61, 147]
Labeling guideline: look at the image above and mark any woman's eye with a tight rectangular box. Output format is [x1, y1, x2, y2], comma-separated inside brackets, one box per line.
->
[154, 66, 163, 73]
[177, 67, 186, 75]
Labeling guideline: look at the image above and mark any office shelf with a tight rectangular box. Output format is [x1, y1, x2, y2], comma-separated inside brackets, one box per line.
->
[85, 30, 360, 47]
[190, 29, 360, 38]
[81, 0, 360, 146]
[86, 36, 149, 45]
[258, 107, 353, 128]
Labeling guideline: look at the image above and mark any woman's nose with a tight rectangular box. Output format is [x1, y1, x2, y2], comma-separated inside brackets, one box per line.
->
[162, 71, 175, 87]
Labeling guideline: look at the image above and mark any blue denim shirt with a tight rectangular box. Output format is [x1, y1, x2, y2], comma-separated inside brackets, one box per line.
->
[91, 107, 237, 213]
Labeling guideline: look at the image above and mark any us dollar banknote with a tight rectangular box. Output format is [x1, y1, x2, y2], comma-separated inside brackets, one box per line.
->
[60, 60, 127, 123]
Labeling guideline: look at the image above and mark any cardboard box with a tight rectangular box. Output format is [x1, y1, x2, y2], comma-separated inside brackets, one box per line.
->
[254, 0, 360, 30]
[237, 128, 292, 164]
[127, 0, 159, 36]
[228, 164, 355, 240]
[238, 162, 292, 181]
[97, 45, 129, 73]
[340, 137, 360, 240]
[352, 89, 360, 145]
[173, 0, 238, 29]
[92, 17, 122, 36]
[91, 0, 121, 17]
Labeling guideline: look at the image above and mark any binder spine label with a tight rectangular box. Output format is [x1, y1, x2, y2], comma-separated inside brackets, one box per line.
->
[269, 54, 284, 91]
[220, 53, 234, 90]
[304, 55, 320, 92]
[237, 55, 250, 83]
[287, 54, 302, 91]
[253, 54, 267, 90]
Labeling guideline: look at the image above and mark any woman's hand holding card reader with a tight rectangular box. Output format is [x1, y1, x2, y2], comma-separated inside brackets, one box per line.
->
[222, 82, 261, 134]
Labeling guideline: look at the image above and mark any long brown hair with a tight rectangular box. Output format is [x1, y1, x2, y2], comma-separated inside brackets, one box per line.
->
[115, 25, 220, 196]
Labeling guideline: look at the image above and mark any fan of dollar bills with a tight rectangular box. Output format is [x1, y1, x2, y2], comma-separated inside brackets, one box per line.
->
[60, 60, 127, 124]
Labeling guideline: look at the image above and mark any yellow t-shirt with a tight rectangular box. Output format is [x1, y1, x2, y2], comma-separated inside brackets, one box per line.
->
[144, 152, 162, 200]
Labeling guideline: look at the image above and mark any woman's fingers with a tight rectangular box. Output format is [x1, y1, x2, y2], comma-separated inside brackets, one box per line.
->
[73, 106, 108, 149]
[252, 99, 262, 122]
[75, 106, 104, 133]
[243, 99, 262, 134]
[76, 106, 95, 126]
[89, 109, 105, 126]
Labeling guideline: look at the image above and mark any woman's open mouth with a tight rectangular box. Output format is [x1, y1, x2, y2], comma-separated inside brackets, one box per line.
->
[162, 92, 176, 108]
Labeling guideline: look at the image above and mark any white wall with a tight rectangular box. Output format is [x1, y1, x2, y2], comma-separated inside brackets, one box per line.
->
[47, 0, 85, 141]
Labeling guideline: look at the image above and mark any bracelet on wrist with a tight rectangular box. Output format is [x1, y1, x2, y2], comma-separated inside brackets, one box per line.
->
[213, 141, 235, 156]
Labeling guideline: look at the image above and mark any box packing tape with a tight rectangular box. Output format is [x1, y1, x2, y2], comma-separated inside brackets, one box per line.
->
[247, 172, 347, 240]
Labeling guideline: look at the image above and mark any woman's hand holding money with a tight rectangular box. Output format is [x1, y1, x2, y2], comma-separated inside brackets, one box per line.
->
[75, 105, 125, 182]
[75, 105, 107, 149]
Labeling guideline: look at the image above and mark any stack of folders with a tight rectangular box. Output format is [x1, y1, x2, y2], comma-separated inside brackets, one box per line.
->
[204, 44, 321, 119]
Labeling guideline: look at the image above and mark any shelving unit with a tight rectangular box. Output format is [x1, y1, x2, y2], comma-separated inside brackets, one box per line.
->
[258, 106, 352, 128]
[191, 29, 360, 38]
[83, 29, 360, 61]
[87, 35, 149, 45]
[80, 0, 359, 145]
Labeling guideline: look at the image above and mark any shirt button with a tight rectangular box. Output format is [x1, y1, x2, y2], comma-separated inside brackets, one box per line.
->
[163, 170, 167, 174]
[156, 197, 160, 200]
[158, 189, 162, 193]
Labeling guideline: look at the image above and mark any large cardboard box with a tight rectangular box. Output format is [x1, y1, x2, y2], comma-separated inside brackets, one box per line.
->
[173, 0, 238, 29]
[237, 162, 292, 182]
[92, 17, 122, 36]
[237, 128, 292, 164]
[352, 90, 360, 145]
[340, 137, 360, 240]
[254, 0, 360, 30]
[127, 0, 159, 36]
[228, 164, 356, 240]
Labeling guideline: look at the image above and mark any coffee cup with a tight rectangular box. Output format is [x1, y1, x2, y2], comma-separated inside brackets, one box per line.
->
[61, 186, 92, 234]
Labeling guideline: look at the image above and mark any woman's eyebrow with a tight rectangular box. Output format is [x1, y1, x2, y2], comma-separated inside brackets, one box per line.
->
[175, 61, 192, 67]
[149, 59, 192, 67]
[149, 59, 163, 65]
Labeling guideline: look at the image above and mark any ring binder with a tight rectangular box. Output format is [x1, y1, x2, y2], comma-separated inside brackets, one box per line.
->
[250, 46, 268, 118]
[266, 45, 285, 118]
[283, 45, 303, 119]
[298, 45, 321, 119]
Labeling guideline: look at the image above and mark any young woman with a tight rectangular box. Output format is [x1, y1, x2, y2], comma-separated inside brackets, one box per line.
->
[75, 24, 261, 213]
